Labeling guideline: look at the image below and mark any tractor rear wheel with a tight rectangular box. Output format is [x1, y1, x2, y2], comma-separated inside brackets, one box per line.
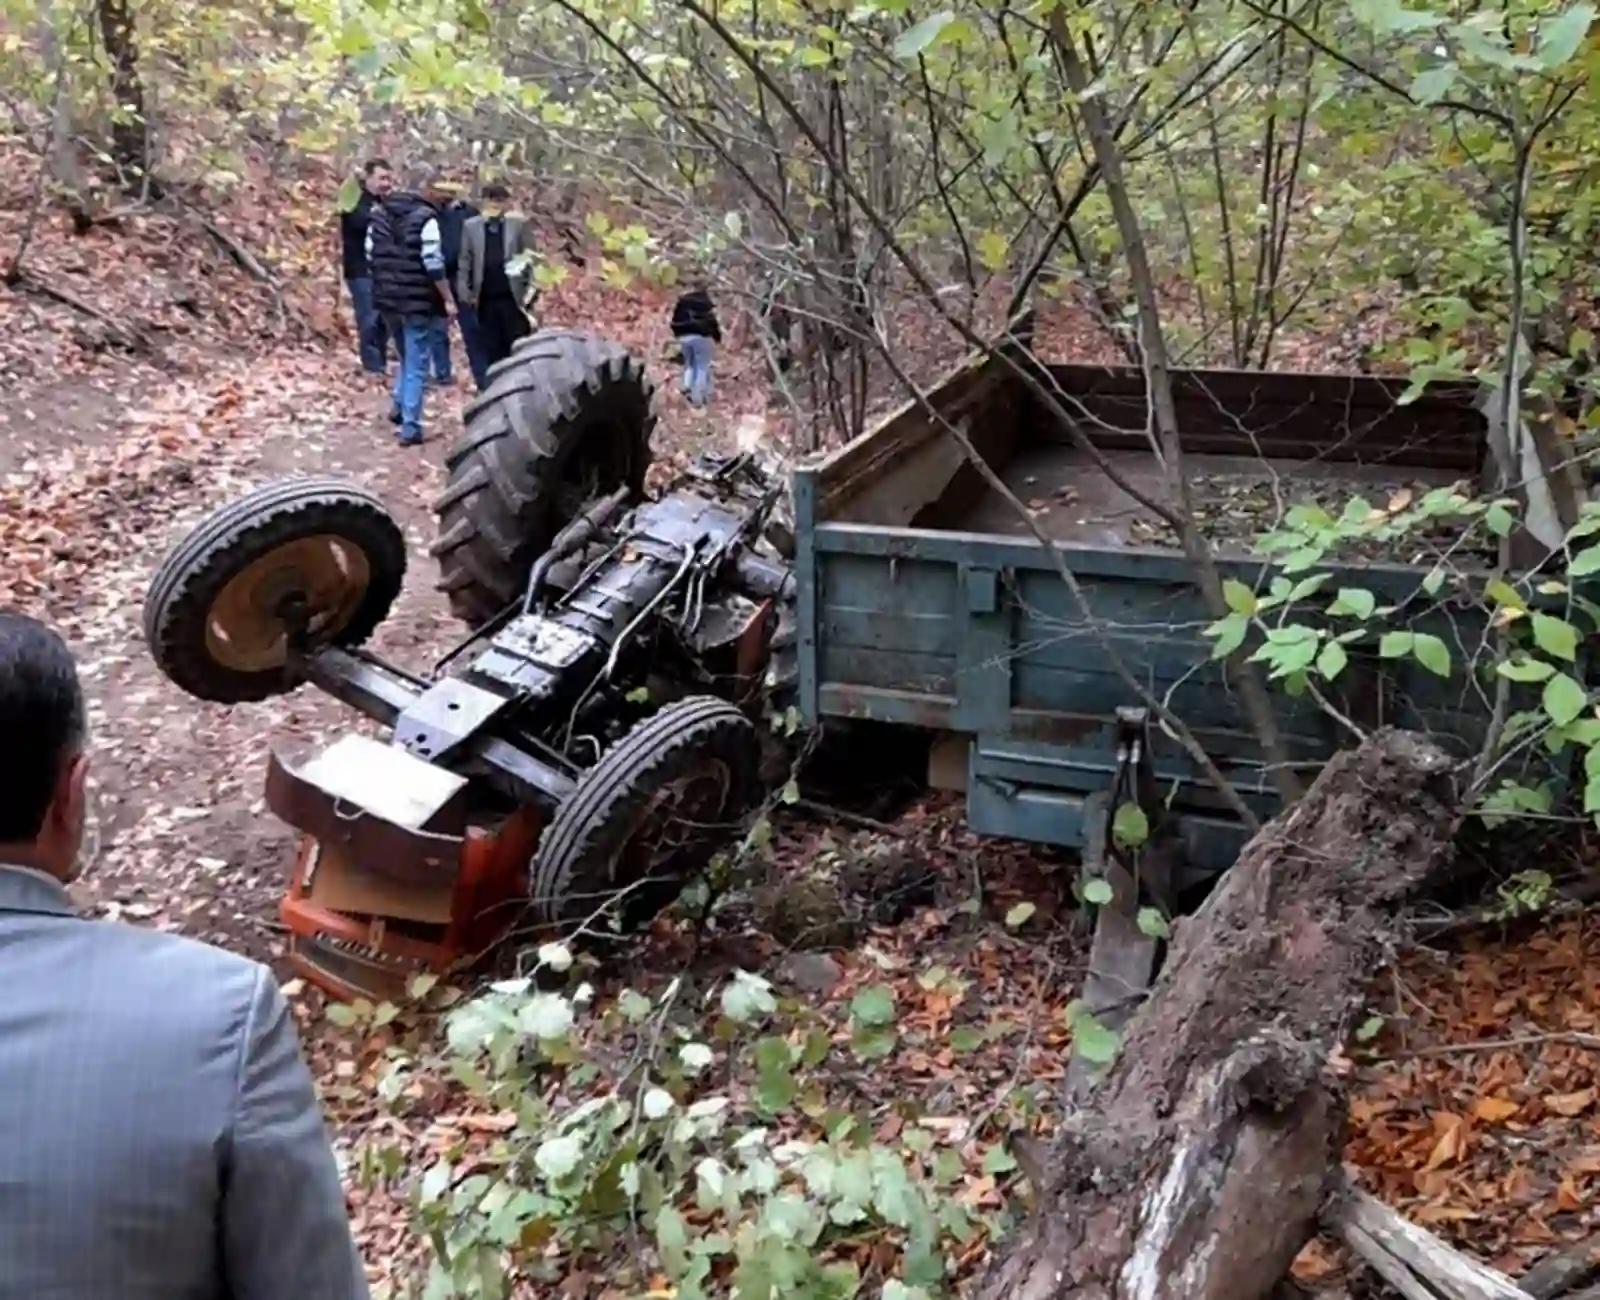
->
[143, 477, 407, 703]
[431, 329, 655, 628]
[529, 696, 763, 930]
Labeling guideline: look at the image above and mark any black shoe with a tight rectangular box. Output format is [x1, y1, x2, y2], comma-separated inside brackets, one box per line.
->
[389, 407, 402, 425]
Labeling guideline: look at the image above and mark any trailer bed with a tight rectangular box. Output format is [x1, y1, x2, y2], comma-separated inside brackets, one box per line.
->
[792, 338, 1513, 877]
[958, 443, 1468, 554]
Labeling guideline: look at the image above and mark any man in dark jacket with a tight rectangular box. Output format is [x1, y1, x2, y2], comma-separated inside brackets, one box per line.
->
[338, 158, 393, 374]
[670, 284, 722, 408]
[425, 179, 480, 387]
[366, 167, 452, 446]
[456, 184, 535, 388]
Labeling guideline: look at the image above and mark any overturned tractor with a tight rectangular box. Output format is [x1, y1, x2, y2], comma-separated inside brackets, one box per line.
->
[143, 330, 797, 1001]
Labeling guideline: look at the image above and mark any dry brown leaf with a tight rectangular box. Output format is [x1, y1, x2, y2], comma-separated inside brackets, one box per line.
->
[1546, 1089, 1596, 1117]
[1473, 1096, 1521, 1124]
[1424, 1112, 1468, 1171]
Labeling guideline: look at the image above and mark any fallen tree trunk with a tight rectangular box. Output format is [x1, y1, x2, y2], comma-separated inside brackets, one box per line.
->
[979, 729, 1462, 1300]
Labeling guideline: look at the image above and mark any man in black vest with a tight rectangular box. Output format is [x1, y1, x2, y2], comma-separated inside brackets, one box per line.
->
[424, 178, 481, 388]
[366, 166, 452, 445]
[338, 158, 393, 374]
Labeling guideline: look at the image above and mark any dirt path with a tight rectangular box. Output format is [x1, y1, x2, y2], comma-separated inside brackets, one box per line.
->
[26, 351, 468, 955]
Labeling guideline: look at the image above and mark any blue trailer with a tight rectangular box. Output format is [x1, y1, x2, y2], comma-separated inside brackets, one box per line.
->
[790, 327, 1498, 885]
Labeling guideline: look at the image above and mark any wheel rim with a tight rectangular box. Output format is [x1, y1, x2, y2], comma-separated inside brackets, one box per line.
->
[202, 534, 375, 672]
[610, 756, 736, 893]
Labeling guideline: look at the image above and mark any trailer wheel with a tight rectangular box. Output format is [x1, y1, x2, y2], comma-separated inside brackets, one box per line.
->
[530, 696, 762, 930]
[431, 329, 655, 628]
[143, 478, 406, 704]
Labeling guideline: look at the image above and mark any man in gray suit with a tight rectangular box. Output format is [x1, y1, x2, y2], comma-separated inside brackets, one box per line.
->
[455, 182, 536, 388]
[0, 611, 369, 1300]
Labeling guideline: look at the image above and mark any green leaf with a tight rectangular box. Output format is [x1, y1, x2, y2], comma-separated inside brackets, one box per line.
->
[616, 988, 652, 1023]
[1486, 504, 1516, 537]
[1411, 633, 1452, 678]
[849, 984, 896, 1027]
[948, 1026, 984, 1053]
[1317, 639, 1349, 681]
[1422, 567, 1446, 597]
[336, 175, 362, 213]
[1071, 1012, 1120, 1064]
[1281, 546, 1325, 574]
[1222, 578, 1258, 615]
[1367, 0, 1445, 33]
[1355, 1015, 1385, 1043]
[625, 685, 651, 704]
[325, 1002, 360, 1028]
[893, 9, 956, 57]
[779, 779, 801, 805]
[721, 969, 776, 1023]
[1570, 545, 1600, 577]
[1004, 901, 1036, 929]
[755, 1036, 798, 1112]
[1379, 630, 1414, 658]
[1537, 4, 1594, 67]
[1082, 878, 1113, 905]
[1112, 801, 1149, 849]
[981, 1143, 1017, 1175]
[1136, 907, 1170, 939]
[656, 1204, 689, 1276]
[1207, 613, 1248, 659]
[1486, 577, 1527, 611]
[976, 229, 1009, 271]
[1497, 656, 1556, 683]
[1327, 587, 1377, 620]
[1410, 63, 1457, 103]
[1544, 672, 1588, 727]
[535, 1133, 584, 1182]
[851, 1024, 898, 1060]
[1533, 614, 1580, 662]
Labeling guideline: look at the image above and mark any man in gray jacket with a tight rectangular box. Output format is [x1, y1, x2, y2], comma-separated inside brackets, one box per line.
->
[0, 611, 369, 1300]
[455, 183, 536, 388]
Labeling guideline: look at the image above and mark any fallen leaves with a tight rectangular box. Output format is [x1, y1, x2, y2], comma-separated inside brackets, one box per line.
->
[1348, 912, 1600, 1275]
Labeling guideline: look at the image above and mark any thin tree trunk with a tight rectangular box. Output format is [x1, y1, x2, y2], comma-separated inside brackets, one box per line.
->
[1052, 15, 1303, 803]
[96, 0, 147, 184]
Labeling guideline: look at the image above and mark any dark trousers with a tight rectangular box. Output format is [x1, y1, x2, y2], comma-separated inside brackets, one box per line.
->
[346, 276, 388, 373]
[476, 295, 531, 378]
[456, 297, 492, 391]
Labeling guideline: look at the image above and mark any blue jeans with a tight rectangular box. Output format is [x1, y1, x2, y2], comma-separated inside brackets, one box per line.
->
[386, 314, 433, 444]
[457, 300, 492, 391]
[427, 315, 452, 384]
[347, 276, 387, 374]
[679, 334, 713, 407]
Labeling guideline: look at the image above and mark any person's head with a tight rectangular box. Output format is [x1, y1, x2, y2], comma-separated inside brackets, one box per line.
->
[0, 614, 89, 882]
[427, 177, 464, 206]
[479, 182, 510, 217]
[363, 158, 394, 198]
[399, 164, 435, 200]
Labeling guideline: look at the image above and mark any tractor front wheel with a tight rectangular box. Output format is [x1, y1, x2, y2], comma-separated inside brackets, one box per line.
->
[143, 478, 406, 704]
[529, 696, 763, 931]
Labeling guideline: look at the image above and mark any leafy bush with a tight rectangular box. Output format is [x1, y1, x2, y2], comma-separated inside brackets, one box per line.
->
[361, 950, 1023, 1299]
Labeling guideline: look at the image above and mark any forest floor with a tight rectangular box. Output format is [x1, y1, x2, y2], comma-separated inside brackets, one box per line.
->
[2, 141, 1598, 1296]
